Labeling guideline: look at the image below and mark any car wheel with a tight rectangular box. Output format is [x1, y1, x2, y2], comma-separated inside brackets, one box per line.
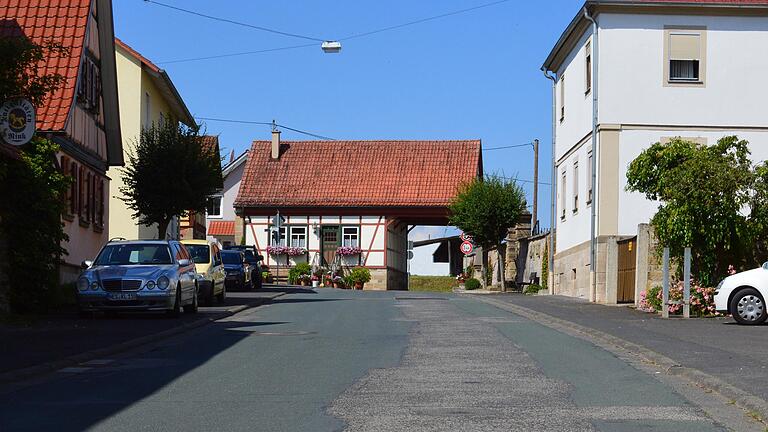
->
[204, 281, 215, 307]
[730, 288, 767, 325]
[216, 283, 226, 303]
[167, 286, 182, 318]
[184, 284, 199, 314]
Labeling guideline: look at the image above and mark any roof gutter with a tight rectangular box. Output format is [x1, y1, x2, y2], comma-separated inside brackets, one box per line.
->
[541, 69, 557, 296]
[584, 7, 599, 304]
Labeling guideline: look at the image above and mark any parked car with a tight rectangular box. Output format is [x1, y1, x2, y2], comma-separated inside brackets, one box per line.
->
[225, 245, 264, 289]
[76, 240, 198, 317]
[221, 250, 251, 291]
[182, 239, 226, 306]
[715, 262, 768, 325]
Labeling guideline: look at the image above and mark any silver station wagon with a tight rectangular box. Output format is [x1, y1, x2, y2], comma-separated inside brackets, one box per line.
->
[77, 240, 199, 317]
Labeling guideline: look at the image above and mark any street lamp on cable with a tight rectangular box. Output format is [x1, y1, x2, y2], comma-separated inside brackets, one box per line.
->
[321, 41, 342, 53]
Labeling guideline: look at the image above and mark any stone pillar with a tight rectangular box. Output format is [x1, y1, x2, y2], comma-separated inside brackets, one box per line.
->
[634, 224, 651, 307]
[605, 236, 619, 304]
[235, 214, 245, 245]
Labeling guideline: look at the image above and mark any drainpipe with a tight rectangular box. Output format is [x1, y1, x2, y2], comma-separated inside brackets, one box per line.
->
[584, 7, 599, 303]
[542, 69, 557, 296]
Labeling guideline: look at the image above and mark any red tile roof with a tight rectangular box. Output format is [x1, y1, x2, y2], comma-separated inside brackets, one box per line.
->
[0, 1, 92, 132]
[208, 220, 235, 237]
[235, 140, 482, 208]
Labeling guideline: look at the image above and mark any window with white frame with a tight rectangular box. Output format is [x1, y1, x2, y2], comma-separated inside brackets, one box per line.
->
[585, 41, 592, 94]
[573, 160, 579, 212]
[666, 28, 705, 83]
[560, 170, 567, 220]
[559, 75, 565, 121]
[206, 195, 223, 218]
[586, 149, 593, 204]
[271, 226, 287, 246]
[290, 226, 307, 248]
[342, 226, 360, 248]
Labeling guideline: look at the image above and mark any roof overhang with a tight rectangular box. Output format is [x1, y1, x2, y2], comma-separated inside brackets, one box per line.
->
[542, 0, 768, 74]
[222, 150, 248, 178]
[144, 68, 195, 127]
[238, 206, 452, 226]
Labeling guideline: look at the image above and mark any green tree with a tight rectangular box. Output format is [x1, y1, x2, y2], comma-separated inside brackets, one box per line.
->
[541, 242, 548, 289]
[626, 136, 754, 285]
[120, 120, 223, 239]
[449, 176, 527, 288]
[0, 37, 70, 313]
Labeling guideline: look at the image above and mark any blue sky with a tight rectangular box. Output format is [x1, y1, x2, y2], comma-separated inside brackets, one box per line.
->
[113, 0, 581, 241]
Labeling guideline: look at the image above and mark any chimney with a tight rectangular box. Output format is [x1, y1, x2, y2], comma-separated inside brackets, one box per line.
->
[228, 149, 235, 164]
[271, 129, 281, 160]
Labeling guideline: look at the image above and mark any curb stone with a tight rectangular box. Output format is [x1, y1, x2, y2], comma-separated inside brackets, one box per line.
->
[471, 294, 768, 426]
[0, 292, 284, 385]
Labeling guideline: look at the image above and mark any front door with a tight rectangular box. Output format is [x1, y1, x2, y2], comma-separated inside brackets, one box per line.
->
[322, 226, 340, 266]
[617, 237, 637, 303]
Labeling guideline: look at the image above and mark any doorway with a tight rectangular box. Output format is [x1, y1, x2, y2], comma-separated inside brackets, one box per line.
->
[322, 226, 340, 266]
[617, 237, 637, 303]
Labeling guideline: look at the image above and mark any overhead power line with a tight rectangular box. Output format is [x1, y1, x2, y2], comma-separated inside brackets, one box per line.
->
[144, 0, 325, 42]
[338, 0, 512, 41]
[483, 142, 533, 151]
[196, 116, 337, 141]
[485, 173, 551, 186]
[149, 0, 513, 65]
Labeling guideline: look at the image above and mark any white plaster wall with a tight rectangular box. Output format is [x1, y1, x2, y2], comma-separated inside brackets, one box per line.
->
[555, 27, 595, 161]
[600, 13, 768, 127]
[617, 129, 768, 236]
[555, 140, 596, 253]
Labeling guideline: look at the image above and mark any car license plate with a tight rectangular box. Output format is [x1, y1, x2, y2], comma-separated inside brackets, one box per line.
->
[108, 292, 136, 301]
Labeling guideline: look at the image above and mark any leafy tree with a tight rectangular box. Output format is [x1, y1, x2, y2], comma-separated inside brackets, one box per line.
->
[749, 163, 768, 265]
[449, 176, 527, 288]
[541, 242, 548, 289]
[0, 37, 70, 313]
[120, 120, 223, 239]
[626, 136, 754, 285]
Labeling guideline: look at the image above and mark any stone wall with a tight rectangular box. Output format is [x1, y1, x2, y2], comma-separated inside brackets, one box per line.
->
[366, 268, 388, 291]
[520, 233, 549, 286]
[634, 223, 673, 306]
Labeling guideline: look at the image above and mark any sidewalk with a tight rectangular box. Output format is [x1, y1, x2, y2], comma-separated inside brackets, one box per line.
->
[488, 293, 768, 402]
[0, 287, 310, 381]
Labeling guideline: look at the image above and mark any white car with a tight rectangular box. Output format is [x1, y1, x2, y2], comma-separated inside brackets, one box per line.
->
[715, 262, 768, 325]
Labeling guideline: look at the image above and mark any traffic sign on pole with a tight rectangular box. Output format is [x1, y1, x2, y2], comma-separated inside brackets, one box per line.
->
[460, 241, 474, 256]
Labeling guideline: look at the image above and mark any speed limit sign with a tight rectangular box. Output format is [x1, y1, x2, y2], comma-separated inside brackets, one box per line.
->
[460, 241, 474, 255]
[459, 232, 473, 243]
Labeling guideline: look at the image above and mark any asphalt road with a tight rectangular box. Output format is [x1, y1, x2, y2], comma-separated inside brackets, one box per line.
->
[0, 290, 758, 431]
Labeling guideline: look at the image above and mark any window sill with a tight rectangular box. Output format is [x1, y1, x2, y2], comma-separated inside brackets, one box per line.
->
[666, 79, 704, 87]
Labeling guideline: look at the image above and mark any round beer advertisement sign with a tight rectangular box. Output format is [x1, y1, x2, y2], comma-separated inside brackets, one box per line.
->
[0, 98, 36, 146]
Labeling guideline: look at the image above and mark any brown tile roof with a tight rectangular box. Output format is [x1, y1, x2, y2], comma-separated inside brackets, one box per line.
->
[114, 37, 160, 73]
[235, 140, 482, 208]
[208, 220, 234, 237]
[0, 0, 92, 132]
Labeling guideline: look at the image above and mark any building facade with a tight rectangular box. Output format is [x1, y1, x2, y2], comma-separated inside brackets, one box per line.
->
[2, 0, 124, 283]
[234, 132, 482, 290]
[109, 38, 196, 241]
[206, 150, 248, 247]
[543, 0, 768, 303]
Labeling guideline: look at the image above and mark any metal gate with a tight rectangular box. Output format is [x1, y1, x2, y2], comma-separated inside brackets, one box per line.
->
[617, 237, 637, 303]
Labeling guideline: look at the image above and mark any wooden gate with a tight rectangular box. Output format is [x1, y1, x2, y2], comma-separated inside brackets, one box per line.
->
[617, 237, 637, 303]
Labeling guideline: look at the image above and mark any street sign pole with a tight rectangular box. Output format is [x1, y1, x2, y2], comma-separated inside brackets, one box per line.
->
[683, 247, 691, 319]
[662, 247, 670, 319]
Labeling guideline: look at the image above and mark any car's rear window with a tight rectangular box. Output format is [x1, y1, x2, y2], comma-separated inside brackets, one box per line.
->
[94, 244, 172, 266]
[221, 252, 242, 265]
[186, 244, 210, 264]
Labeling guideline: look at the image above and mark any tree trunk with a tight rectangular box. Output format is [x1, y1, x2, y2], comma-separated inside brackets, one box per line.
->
[157, 218, 170, 240]
[480, 248, 488, 289]
[497, 242, 507, 292]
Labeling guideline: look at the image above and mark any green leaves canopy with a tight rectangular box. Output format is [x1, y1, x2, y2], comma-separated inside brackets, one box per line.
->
[448, 176, 527, 250]
[625, 136, 762, 285]
[120, 120, 223, 239]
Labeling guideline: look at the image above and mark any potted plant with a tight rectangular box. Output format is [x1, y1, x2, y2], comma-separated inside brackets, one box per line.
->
[333, 275, 345, 289]
[311, 274, 320, 288]
[348, 267, 371, 290]
[324, 271, 333, 287]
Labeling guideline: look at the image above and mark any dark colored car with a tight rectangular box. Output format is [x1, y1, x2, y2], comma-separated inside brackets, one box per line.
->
[225, 245, 264, 289]
[220, 250, 251, 291]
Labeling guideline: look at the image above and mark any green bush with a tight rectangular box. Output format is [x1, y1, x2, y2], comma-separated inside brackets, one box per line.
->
[524, 284, 543, 295]
[288, 262, 312, 284]
[348, 267, 371, 284]
[464, 278, 481, 290]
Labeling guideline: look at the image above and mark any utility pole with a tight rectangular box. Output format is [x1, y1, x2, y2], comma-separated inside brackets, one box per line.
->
[532, 139, 539, 234]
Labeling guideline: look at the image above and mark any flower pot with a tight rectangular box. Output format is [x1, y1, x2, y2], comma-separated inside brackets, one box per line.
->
[312, 281, 319, 288]
[354, 282, 364, 290]
[300, 280, 308, 286]
[333, 283, 341, 289]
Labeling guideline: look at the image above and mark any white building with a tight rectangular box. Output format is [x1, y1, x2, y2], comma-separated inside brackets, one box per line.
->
[542, 0, 768, 303]
[206, 150, 248, 247]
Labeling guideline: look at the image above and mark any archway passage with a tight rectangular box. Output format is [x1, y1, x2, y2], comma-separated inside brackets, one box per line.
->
[233, 138, 482, 290]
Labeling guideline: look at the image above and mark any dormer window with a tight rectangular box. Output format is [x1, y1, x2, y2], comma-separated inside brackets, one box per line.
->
[77, 56, 101, 113]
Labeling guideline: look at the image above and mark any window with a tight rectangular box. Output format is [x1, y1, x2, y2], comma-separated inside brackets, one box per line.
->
[585, 41, 592, 94]
[586, 149, 593, 204]
[271, 226, 287, 246]
[96, 179, 105, 227]
[559, 75, 565, 121]
[79, 166, 87, 221]
[290, 226, 307, 248]
[560, 170, 567, 220]
[206, 196, 222, 218]
[77, 56, 100, 113]
[69, 161, 77, 216]
[342, 226, 360, 248]
[665, 28, 705, 84]
[573, 161, 579, 212]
